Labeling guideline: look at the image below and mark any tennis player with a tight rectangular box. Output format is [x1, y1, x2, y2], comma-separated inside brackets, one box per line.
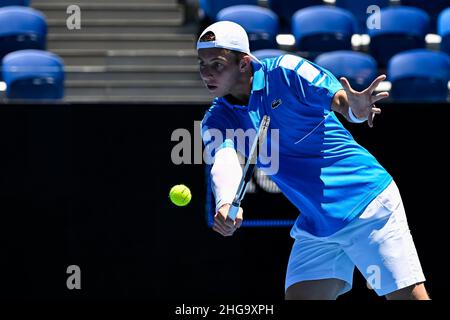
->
[198, 21, 429, 300]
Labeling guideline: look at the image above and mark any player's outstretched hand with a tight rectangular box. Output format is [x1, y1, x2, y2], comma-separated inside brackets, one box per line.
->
[212, 204, 243, 237]
[340, 75, 390, 128]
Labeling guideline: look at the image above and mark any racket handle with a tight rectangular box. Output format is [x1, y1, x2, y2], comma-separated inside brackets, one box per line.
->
[228, 203, 240, 221]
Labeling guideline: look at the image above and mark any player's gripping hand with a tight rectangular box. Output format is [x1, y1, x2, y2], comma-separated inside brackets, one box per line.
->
[212, 203, 243, 237]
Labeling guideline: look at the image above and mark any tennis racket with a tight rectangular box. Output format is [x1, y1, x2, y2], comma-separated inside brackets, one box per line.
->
[227, 115, 271, 221]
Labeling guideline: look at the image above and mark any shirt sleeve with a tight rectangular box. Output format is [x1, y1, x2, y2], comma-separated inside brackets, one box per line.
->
[276, 54, 344, 111]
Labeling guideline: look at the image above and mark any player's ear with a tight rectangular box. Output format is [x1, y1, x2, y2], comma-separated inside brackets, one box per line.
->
[239, 55, 251, 72]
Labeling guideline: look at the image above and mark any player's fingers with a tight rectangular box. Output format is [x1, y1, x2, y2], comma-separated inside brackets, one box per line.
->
[214, 222, 234, 236]
[339, 77, 354, 92]
[215, 217, 233, 231]
[371, 91, 389, 104]
[214, 213, 227, 226]
[234, 208, 244, 228]
[367, 74, 386, 93]
[215, 223, 233, 237]
[371, 106, 381, 114]
[368, 111, 376, 128]
[214, 207, 241, 235]
[218, 214, 237, 231]
[223, 220, 235, 231]
[375, 91, 389, 98]
[225, 218, 235, 228]
[215, 211, 226, 222]
[212, 224, 227, 236]
[212, 224, 223, 235]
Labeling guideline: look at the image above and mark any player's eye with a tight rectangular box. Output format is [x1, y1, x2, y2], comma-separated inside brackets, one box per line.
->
[214, 62, 224, 71]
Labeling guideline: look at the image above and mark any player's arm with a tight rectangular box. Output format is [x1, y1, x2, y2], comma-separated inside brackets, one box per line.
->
[202, 109, 243, 237]
[331, 75, 389, 127]
[276, 55, 387, 127]
[210, 147, 244, 237]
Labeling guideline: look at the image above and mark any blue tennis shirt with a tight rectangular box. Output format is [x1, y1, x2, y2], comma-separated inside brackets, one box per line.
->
[201, 54, 392, 237]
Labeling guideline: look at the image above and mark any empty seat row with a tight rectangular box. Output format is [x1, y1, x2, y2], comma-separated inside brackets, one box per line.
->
[0, 5, 64, 100]
[200, 0, 450, 33]
[213, 4, 450, 65]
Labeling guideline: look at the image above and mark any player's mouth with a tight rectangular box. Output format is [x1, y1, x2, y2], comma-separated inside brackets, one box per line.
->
[206, 84, 218, 91]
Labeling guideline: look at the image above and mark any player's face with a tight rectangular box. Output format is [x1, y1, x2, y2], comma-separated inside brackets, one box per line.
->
[197, 48, 242, 97]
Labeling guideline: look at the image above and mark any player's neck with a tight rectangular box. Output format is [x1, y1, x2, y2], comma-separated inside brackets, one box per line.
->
[227, 65, 253, 106]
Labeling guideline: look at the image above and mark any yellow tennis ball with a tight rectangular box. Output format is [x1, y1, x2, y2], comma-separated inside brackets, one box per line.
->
[169, 184, 192, 206]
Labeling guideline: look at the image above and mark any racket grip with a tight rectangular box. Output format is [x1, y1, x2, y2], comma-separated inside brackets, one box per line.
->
[228, 203, 240, 221]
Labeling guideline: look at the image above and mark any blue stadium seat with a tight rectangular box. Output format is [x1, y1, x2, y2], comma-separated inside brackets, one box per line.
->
[315, 51, 378, 92]
[401, 0, 450, 32]
[268, 0, 322, 32]
[2, 50, 65, 100]
[0, 6, 47, 61]
[388, 49, 450, 102]
[368, 6, 429, 67]
[438, 8, 450, 56]
[217, 5, 279, 51]
[252, 49, 286, 60]
[199, 0, 258, 22]
[402, 0, 450, 13]
[335, 0, 390, 34]
[292, 6, 356, 56]
[0, 0, 30, 7]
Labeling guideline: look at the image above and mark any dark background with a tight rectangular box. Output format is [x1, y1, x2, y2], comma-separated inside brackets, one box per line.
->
[0, 103, 447, 301]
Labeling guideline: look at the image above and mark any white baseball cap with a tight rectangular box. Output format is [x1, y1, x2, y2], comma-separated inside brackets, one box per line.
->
[197, 21, 262, 64]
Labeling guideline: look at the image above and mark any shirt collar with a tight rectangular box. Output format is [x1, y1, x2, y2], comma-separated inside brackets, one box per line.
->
[251, 61, 265, 92]
[219, 61, 266, 110]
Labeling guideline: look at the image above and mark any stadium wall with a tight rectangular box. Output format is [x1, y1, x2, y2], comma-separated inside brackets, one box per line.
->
[0, 103, 447, 301]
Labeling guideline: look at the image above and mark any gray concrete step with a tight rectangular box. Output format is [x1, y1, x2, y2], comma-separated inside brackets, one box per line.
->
[66, 79, 205, 87]
[48, 24, 196, 35]
[34, 3, 184, 21]
[65, 81, 208, 97]
[65, 65, 201, 81]
[47, 19, 188, 34]
[47, 34, 196, 50]
[63, 95, 212, 104]
[53, 49, 198, 66]
[47, 18, 183, 27]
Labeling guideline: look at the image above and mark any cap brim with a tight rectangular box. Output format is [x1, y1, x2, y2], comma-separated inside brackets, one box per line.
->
[197, 42, 262, 65]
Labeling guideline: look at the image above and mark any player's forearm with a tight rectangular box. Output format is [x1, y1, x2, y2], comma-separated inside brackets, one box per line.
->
[210, 147, 243, 212]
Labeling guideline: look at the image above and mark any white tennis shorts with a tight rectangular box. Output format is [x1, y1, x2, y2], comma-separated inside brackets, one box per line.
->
[285, 180, 426, 297]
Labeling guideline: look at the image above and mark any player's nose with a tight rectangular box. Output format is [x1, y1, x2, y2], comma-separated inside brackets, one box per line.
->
[199, 67, 213, 80]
